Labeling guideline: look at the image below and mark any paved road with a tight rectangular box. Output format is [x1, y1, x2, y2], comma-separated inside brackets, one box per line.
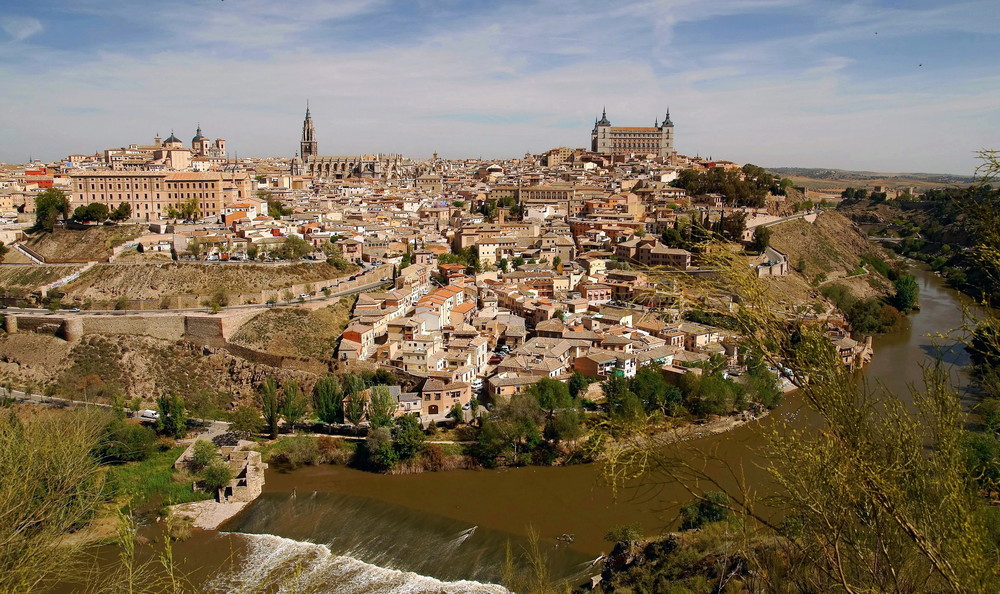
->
[5, 387, 230, 434]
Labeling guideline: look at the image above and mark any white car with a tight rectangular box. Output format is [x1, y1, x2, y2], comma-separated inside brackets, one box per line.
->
[138, 409, 160, 423]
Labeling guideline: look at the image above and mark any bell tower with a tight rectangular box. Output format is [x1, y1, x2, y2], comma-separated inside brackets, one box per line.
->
[300, 101, 318, 160]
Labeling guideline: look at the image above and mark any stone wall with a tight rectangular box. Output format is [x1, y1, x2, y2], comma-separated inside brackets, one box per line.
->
[80, 315, 187, 341]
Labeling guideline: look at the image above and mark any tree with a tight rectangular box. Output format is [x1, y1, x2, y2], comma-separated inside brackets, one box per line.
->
[155, 394, 186, 439]
[393, 415, 425, 461]
[313, 375, 343, 424]
[344, 390, 366, 428]
[751, 225, 771, 253]
[568, 370, 591, 399]
[368, 385, 396, 429]
[34, 188, 70, 231]
[631, 366, 676, 414]
[280, 380, 308, 430]
[545, 408, 584, 444]
[446, 402, 464, 425]
[603, 374, 643, 421]
[365, 426, 398, 471]
[109, 202, 131, 222]
[892, 274, 919, 312]
[527, 377, 573, 416]
[72, 203, 108, 222]
[229, 406, 260, 439]
[189, 440, 219, 472]
[166, 197, 199, 221]
[498, 258, 509, 273]
[94, 418, 157, 463]
[201, 460, 233, 495]
[276, 235, 312, 259]
[259, 378, 281, 439]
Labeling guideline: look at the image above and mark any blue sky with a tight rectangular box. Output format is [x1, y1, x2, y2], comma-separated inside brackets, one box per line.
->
[0, 0, 997, 174]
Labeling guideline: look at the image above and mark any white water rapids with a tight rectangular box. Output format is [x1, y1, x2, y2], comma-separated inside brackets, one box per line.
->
[208, 533, 510, 594]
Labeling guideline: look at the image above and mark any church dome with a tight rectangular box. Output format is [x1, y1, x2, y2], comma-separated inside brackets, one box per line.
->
[164, 132, 182, 144]
[192, 125, 206, 143]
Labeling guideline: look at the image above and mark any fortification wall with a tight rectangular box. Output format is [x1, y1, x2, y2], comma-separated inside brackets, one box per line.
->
[183, 316, 227, 347]
[80, 316, 186, 341]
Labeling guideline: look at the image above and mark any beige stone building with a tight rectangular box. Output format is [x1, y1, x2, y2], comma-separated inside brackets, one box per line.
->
[70, 171, 254, 221]
[591, 108, 675, 158]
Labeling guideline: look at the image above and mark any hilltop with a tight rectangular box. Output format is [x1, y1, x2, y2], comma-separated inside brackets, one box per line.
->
[768, 167, 972, 194]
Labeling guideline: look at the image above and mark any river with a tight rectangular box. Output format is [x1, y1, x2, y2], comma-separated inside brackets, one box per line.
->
[65, 266, 979, 592]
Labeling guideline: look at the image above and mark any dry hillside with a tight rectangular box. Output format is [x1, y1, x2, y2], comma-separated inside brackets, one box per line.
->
[763, 212, 895, 303]
[0, 265, 82, 299]
[23, 225, 144, 262]
[0, 332, 319, 413]
[60, 261, 355, 300]
[229, 297, 355, 361]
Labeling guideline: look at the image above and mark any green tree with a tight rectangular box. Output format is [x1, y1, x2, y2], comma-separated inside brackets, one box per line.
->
[632, 366, 678, 414]
[280, 380, 308, 430]
[544, 408, 585, 444]
[313, 375, 343, 424]
[526, 377, 573, 416]
[34, 188, 71, 231]
[109, 202, 131, 222]
[365, 426, 398, 471]
[155, 394, 186, 439]
[229, 406, 260, 439]
[259, 378, 281, 439]
[751, 225, 771, 253]
[189, 439, 219, 472]
[498, 258, 509, 273]
[93, 418, 157, 463]
[679, 491, 732, 530]
[568, 370, 591, 399]
[368, 385, 396, 429]
[892, 274, 920, 312]
[393, 415, 426, 461]
[201, 460, 233, 495]
[344, 390, 366, 428]
[603, 374, 643, 421]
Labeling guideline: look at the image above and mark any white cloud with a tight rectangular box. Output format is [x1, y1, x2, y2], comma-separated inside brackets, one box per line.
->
[0, 0, 996, 174]
[1, 16, 42, 43]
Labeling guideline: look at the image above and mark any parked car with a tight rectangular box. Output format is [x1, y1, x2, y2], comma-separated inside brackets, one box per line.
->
[138, 409, 160, 423]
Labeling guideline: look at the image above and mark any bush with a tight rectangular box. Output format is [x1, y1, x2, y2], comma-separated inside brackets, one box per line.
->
[267, 436, 320, 471]
[422, 444, 445, 471]
[679, 491, 732, 530]
[201, 460, 233, 494]
[365, 427, 398, 471]
[94, 419, 158, 463]
[605, 522, 643, 544]
[189, 440, 218, 472]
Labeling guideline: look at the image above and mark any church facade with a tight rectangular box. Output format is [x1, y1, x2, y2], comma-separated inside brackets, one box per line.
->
[291, 105, 404, 179]
[591, 108, 675, 159]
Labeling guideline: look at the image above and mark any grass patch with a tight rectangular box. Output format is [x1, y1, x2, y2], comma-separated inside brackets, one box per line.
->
[103, 446, 212, 510]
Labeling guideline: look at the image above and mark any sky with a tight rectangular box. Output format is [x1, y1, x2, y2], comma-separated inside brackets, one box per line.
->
[0, 0, 998, 174]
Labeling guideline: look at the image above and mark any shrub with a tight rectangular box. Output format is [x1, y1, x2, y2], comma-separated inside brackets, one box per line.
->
[422, 443, 445, 471]
[189, 440, 218, 472]
[201, 460, 233, 494]
[605, 522, 643, 544]
[679, 491, 732, 530]
[267, 436, 319, 471]
[94, 419, 158, 463]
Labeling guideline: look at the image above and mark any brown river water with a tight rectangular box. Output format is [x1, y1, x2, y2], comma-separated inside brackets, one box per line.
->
[57, 266, 978, 592]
